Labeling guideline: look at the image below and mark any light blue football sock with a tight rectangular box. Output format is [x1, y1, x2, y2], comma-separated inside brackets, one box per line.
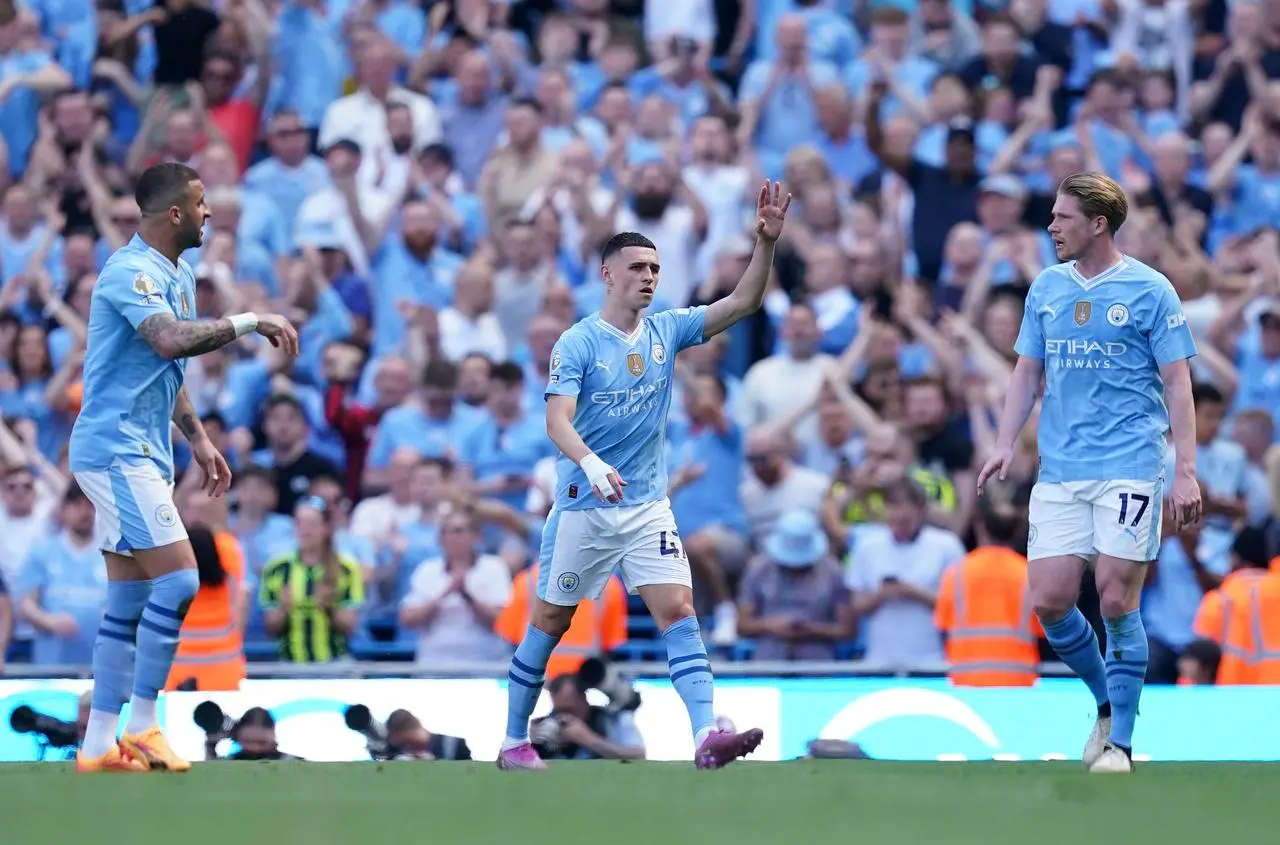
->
[662, 616, 717, 741]
[131, 569, 199, 706]
[1104, 610, 1148, 750]
[83, 579, 151, 756]
[1043, 608, 1110, 709]
[504, 625, 558, 743]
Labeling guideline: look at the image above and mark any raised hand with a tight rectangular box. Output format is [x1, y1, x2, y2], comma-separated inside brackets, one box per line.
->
[755, 180, 793, 242]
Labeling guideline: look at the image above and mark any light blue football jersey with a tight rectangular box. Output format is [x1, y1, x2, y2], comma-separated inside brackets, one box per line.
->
[1015, 257, 1197, 484]
[547, 307, 708, 511]
[68, 235, 198, 480]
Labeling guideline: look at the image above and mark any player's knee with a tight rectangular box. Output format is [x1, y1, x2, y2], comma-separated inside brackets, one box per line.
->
[653, 601, 697, 632]
[1097, 585, 1138, 621]
[153, 567, 200, 615]
[1031, 589, 1077, 624]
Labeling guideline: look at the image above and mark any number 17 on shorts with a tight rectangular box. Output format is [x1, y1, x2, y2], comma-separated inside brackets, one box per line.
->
[1028, 478, 1163, 562]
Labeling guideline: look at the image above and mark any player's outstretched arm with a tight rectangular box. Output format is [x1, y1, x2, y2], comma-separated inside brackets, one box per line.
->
[702, 180, 792, 339]
[546, 394, 626, 504]
[976, 355, 1044, 495]
[137, 311, 300, 359]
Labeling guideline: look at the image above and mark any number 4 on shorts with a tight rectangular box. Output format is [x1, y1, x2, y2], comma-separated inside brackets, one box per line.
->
[660, 530, 685, 558]
[1117, 493, 1150, 527]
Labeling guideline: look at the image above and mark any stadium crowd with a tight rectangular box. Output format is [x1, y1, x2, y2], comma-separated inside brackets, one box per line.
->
[0, 0, 1278, 689]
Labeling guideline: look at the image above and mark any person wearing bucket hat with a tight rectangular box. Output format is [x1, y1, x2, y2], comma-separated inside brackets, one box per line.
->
[736, 510, 852, 661]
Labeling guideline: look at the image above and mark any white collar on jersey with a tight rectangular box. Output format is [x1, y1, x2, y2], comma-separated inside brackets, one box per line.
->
[1069, 256, 1128, 290]
[596, 317, 644, 345]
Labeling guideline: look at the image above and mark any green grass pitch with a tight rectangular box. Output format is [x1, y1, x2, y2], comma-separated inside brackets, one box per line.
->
[0, 761, 1275, 845]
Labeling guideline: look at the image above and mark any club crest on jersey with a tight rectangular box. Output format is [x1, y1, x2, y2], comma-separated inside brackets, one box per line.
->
[651, 343, 666, 365]
[1073, 301, 1092, 326]
[627, 352, 644, 376]
[1107, 303, 1129, 327]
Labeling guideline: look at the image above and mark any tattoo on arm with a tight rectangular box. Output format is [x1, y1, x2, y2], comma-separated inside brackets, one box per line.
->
[138, 313, 237, 359]
[179, 413, 199, 438]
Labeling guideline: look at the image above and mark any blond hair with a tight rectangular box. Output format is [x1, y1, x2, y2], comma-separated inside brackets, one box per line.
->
[1058, 172, 1128, 235]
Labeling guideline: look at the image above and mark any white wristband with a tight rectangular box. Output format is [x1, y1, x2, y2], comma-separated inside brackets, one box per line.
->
[229, 313, 259, 338]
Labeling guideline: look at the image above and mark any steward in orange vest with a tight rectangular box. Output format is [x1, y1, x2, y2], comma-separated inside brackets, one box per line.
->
[166, 527, 247, 691]
[1192, 527, 1279, 685]
[935, 503, 1043, 686]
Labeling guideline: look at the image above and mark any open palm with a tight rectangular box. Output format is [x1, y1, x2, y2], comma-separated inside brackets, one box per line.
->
[755, 180, 793, 242]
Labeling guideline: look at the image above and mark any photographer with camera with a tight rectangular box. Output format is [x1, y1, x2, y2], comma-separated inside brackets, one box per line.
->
[193, 701, 302, 761]
[345, 705, 471, 761]
[530, 658, 646, 761]
[9, 691, 90, 761]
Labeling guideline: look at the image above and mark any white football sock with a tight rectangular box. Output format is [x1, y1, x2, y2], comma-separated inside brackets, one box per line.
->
[125, 696, 158, 735]
[82, 709, 120, 758]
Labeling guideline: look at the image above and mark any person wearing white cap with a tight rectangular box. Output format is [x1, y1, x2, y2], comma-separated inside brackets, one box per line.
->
[736, 510, 851, 661]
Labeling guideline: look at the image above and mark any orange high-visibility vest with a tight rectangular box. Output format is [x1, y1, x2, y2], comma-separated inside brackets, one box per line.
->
[1215, 574, 1280, 684]
[935, 546, 1044, 687]
[494, 563, 628, 680]
[1192, 568, 1272, 685]
[165, 532, 247, 691]
[1269, 555, 1280, 575]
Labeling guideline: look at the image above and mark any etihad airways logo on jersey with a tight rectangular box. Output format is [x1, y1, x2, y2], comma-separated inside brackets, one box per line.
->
[590, 376, 669, 415]
[1045, 338, 1127, 369]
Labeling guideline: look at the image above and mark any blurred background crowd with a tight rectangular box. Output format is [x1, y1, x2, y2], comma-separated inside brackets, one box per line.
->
[0, 0, 1277, 691]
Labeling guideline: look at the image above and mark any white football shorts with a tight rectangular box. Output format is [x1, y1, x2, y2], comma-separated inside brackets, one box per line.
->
[538, 498, 692, 605]
[74, 459, 188, 556]
[1027, 478, 1163, 563]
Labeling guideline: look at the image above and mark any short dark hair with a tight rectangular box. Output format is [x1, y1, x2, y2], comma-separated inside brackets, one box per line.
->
[418, 456, 454, 478]
[63, 481, 88, 504]
[601, 231, 656, 263]
[510, 96, 543, 115]
[1192, 382, 1225, 407]
[235, 464, 277, 486]
[423, 359, 459, 389]
[1181, 638, 1222, 676]
[135, 163, 200, 216]
[490, 361, 524, 386]
[882, 477, 929, 509]
[386, 709, 421, 734]
[265, 393, 305, 418]
[200, 411, 227, 430]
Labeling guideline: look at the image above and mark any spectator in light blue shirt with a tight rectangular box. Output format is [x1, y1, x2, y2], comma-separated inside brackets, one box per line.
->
[270, 0, 345, 130]
[366, 359, 485, 489]
[738, 16, 840, 179]
[16, 483, 106, 666]
[244, 111, 332, 233]
[0, 35, 71, 177]
[229, 466, 299, 580]
[371, 199, 466, 357]
[458, 362, 554, 512]
[668, 373, 751, 646]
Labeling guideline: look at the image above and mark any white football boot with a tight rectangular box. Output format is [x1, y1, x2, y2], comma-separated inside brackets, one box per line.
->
[1082, 712, 1111, 769]
[1089, 741, 1133, 774]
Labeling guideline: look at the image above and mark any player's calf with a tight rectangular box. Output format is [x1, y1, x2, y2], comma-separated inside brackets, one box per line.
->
[129, 566, 199, 734]
[501, 600, 573, 756]
[1096, 556, 1149, 754]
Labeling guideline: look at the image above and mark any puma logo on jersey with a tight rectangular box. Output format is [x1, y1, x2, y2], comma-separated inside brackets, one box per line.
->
[595, 360, 612, 374]
[1041, 304, 1058, 318]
